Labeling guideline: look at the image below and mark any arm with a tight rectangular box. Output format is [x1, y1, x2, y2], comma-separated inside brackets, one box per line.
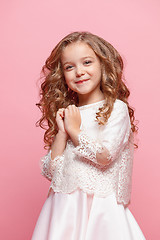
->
[63, 104, 111, 166]
[50, 130, 68, 160]
[74, 132, 112, 166]
[50, 107, 68, 159]
[63, 105, 81, 146]
[66, 101, 131, 166]
[40, 109, 68, 181]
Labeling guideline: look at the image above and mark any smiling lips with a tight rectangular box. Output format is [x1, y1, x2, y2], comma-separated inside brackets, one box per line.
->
[76, 79, 89, 84]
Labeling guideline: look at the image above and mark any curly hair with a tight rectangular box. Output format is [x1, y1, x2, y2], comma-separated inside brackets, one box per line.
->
[36, 31, 138, 149]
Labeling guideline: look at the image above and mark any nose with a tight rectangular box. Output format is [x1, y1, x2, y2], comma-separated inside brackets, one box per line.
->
[76, 65, 85, 77]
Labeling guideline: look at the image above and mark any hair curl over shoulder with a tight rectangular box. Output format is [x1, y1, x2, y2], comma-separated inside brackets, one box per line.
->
[36, 31, 138, 149]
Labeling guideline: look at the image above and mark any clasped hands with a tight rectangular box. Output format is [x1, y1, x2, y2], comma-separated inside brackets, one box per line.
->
[56, 105, 81, 146]
[55, 105, 112, 166]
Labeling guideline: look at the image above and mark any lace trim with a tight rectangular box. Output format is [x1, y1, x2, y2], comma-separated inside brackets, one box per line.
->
[73, 131, 109, 165]
[40, 100, 134, 206]
[117, 133, 134, 206]
[40, 150, 64, 181]
[47, 138, 133, 206]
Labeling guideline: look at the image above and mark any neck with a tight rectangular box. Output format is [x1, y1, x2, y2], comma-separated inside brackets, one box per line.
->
[78, 91, 105, 107]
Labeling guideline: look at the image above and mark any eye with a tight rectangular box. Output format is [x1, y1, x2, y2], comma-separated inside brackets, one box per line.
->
[84, 60, 92, 65]
[65, 65, 73, 70]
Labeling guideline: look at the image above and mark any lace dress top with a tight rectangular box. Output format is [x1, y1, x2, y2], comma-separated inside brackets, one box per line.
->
[41, 99, 134, 206]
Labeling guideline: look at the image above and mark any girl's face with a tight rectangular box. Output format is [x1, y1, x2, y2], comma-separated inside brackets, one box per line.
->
[61, 42, 104, 103]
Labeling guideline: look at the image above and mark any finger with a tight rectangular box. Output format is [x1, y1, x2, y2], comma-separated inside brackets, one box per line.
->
[65, 106, 73, 115]
[57, 108, 65, 116]
[64, 108, 69, 117]
[56, 112, 63, 120]
[70, 105, 79, 114]
[57, 108, 65, 113]
[75, 106, 80, 113]
[67, 105, 76, 110]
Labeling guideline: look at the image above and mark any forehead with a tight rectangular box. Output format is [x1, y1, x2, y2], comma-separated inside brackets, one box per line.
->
[61, 42, 97, 63]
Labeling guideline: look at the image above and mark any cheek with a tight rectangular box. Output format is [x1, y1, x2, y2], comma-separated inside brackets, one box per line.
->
[95, 64, 102, 79]
[64, 73, 73, 88]
[90, 62, 101, 75]
[91, 66, 102, 80]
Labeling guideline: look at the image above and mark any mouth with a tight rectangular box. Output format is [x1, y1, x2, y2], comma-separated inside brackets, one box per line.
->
[75, 79, 89, 84]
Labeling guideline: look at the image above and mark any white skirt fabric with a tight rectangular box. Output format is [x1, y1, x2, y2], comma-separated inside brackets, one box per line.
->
[32, 189, 146, 240]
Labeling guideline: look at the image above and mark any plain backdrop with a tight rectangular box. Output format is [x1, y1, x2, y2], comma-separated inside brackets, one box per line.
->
[0, 0, 160, 239]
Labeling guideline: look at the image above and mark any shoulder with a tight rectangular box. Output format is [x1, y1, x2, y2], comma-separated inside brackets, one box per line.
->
[108, 99, 129, 122]
[113, 99, 128, 111]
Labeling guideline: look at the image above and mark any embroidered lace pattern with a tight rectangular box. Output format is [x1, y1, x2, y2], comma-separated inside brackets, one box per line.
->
[40, 99, 134, 206]
[116, 133, 134, 205]
[41, 151, 64, 182]
[73, 131, 108, 165]
[40, 151, 52, 181]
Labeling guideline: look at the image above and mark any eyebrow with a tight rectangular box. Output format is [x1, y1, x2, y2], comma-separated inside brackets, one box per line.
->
[62, 56, 94, 66]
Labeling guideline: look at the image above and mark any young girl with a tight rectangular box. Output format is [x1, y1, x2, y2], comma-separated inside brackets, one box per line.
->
[32, 32, 146, 240]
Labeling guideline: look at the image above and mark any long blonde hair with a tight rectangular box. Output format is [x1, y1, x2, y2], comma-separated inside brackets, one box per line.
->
[36, 31, 138, 149]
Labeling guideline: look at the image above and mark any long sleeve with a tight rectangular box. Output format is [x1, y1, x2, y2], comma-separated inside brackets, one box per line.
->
[39, 100, 133, 205]
[73, 100, 131, 165]
[40, 150, 64, 181]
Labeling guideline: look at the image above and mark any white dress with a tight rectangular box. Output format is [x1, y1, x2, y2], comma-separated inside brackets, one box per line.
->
[32, 100, 146, 240]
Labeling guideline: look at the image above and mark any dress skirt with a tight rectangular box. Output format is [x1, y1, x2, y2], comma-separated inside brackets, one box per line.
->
[32, 189, 146, 240]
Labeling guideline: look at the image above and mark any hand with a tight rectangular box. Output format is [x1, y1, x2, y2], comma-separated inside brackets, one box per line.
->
[50, 108, 68, 160]
[56, 108, 67, 135]
[64, 105, 81, 145]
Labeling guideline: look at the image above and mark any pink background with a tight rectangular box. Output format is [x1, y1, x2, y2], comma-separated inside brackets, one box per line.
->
[1, 0, 160, 239]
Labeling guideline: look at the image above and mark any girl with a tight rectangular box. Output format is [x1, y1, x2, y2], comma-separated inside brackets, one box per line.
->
[32, 32, 146, 240]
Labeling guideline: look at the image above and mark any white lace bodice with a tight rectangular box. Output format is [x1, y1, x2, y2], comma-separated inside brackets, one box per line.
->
[40, 99, 134, 206]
